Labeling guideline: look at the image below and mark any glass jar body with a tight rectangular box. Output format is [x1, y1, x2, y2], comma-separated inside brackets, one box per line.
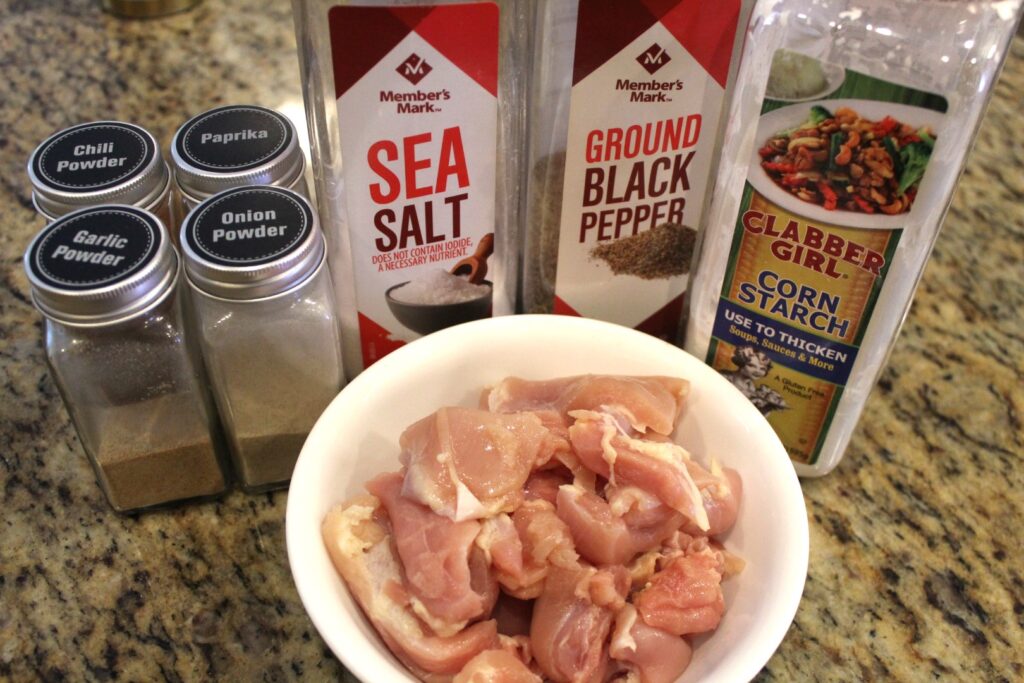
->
[189, 260, 344, 491]
[35, 167, 180, 242]
[44, 286, 229, 512]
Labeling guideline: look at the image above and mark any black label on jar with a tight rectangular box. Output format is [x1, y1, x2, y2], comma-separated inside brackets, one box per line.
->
[176, 106, 292, 172]
[185, 187, 311, 266]
[29, 207, 160, 290]
[31, 122, 154, 192]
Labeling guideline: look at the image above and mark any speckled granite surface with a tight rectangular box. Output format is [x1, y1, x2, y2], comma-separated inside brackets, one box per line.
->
[0, 2, 1021, 681]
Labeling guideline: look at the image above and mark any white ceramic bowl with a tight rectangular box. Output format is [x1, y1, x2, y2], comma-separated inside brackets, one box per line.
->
[286, 315, 809, 683]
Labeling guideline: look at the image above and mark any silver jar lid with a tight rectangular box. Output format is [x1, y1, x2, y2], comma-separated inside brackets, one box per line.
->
[171, 105, 304, 203]
[24, 205, 178, 326]
[180, 186, 324, 300]
[28, 121, 170, 219]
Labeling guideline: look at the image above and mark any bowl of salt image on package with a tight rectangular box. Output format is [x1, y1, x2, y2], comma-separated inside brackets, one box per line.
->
[385, 270, 492, 335]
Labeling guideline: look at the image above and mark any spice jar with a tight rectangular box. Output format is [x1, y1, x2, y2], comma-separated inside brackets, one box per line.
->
[28, 121, 177, 231]
[23, 205, 229, 512]
[171, 105, 309, 211]
[180, 186, 345, 492]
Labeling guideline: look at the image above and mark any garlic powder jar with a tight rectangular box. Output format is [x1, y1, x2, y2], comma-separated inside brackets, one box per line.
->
[23, 205, 229, 512]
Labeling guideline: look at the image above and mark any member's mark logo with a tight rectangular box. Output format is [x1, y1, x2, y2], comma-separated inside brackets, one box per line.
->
[637, 43, 671, 75]
[397, 53, 432, 85]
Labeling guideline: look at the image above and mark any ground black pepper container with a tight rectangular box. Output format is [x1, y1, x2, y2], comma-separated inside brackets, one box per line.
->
[28, 121, 177, 231]
[180, 186, 344, 492]
[171, 105, 310, 211]
[23, 205, 229, 512]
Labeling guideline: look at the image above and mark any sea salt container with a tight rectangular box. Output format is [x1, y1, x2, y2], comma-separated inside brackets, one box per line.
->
[28, 121, 177, 229]
[292, 0, 527, 374]
[180, 186, 345, 491]
[23, 205, 229, 512]
[171, 104, 310, 210]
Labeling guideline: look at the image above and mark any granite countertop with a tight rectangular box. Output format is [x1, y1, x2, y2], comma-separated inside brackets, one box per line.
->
[1, 2, 1021, 681]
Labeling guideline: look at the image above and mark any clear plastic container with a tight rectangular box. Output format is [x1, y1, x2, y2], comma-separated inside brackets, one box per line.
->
[685, 0, 1023, 475]
[23, 205, 229, 512]
[521, 0, 752, 342]
[291, 0, 526, 374]
[181, 186, 345, 491]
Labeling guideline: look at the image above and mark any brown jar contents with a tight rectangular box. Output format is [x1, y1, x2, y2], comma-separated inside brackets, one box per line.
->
[92, 393, 227, 512]
[590, 222, 697, 280]
[234, 433, 309, 489]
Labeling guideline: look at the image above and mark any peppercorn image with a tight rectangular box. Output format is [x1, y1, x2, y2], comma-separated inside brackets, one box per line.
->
[589, 222, 697, 280]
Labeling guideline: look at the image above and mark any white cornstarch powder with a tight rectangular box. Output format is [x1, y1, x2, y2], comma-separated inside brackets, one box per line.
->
[391, 269, 491, 305]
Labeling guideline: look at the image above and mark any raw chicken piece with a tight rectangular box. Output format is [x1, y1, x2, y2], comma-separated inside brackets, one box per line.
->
[604, 486, 685, 553]
[555, 485, 636, 566]
[626, 550, 662, 591]
[523, 466, 574, 505]
[634, 542, 725, 636]
[486, 375, 688, 436]
[454, 649, 542, 683]
[568, 412, 709, 532]
[497, 634, 539, 677]
[609, 605, 693, 683]
[530, 564, 629, 683]
[528, 410, 574, 467]
[400, 407, 550, 521]
[680, 463, 743, 537]
[368, 473, 497, 634]
[476, 513, 524, 579]
[321, 496, 498, 679]
[498, 500, 579, 600]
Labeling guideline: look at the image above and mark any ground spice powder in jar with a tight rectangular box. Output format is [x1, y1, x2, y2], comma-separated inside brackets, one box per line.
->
[181, 186, 345, 491]
[590, 223, 697, 280]
[95, 395, 226, 511]
[524, 152, 565, 313]
[23, 206, 228, 512]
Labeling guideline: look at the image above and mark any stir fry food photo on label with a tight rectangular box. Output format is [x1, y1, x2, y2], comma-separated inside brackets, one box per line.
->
[321, 375, 742, 683]
[758, 104, 936, 215]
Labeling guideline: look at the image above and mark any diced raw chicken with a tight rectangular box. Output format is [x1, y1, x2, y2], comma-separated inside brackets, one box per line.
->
[497, 500, 578, 600]
[555, 485, 636, 566]
[528, 410, 574, 467]
[634, 542, 725, 636]
[400, 407, 550, 521]
[368, 473, 497, 634]
[476, 513, 524, 579]
[605, 485, 685, 553]
[497, 634, 538, 676]
[454, 649, 543, 683]
[626, 550, 662, 591]
[530, 564, 629, 683]
[523, 466, 574, 505]
[568, 412, 709, 531]
[609, 605, 693, 683]
[321, 496, 498, 679]
[486, 375, 688, 436]
[680, 463, 743, 537]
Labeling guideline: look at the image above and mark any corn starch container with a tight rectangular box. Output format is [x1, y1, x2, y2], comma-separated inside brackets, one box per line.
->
[685, 0, 1023, 476]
